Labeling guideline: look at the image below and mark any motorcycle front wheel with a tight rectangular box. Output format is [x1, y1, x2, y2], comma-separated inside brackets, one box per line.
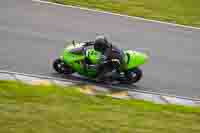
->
[120, 67, 143, 84]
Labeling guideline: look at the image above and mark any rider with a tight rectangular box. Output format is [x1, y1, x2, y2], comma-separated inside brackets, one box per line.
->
[84, 35, 124, 81]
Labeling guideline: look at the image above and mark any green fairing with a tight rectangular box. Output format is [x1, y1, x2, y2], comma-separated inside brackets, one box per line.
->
[124, 50, 148, 69]
[86, 49, 101, 64]
[60, 45, 100, 77]
[59, 44, 148, 78]
[62, 52, 85, 74]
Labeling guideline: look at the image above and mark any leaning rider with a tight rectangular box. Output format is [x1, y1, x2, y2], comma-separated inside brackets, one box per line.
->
[84, 35, 124, 81]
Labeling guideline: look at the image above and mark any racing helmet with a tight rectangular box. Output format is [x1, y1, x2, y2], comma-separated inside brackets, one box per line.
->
[94, 35, 109, 52]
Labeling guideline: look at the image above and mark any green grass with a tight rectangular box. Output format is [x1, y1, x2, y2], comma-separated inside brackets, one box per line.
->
[0, 80, 200, 133]
[49, 0, 200, 27]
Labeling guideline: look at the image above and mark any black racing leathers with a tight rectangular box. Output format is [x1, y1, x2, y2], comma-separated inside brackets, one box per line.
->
[96, 45, 124, 80]
[84, 41, 124, 81]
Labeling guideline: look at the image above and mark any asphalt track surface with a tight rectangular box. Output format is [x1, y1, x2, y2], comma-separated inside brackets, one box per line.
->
[1, 0, 200, 98]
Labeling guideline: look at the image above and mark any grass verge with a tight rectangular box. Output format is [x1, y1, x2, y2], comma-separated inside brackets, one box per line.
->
[0, 80, 200, 133]
[49, 0, 200, 27]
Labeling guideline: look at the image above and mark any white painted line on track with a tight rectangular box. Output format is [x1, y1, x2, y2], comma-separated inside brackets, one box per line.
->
[1, 69, 200, 101]
[32, 0, 200, 31]
[1, 70, 200, 106]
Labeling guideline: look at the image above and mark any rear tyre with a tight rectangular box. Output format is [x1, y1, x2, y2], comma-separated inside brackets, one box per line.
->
[53, 59, 73, 74]
[120, 67, 143, 84]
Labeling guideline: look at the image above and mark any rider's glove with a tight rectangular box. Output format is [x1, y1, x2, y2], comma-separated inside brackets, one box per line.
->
[99, 55, 107, 63]
[84, 41, 94, 46]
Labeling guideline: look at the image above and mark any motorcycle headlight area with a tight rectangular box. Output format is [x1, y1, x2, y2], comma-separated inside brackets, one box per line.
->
[134, 48, 151, 57]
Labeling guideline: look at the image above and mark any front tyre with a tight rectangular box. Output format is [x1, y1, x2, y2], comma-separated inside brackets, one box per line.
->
[121, 67, 143, 84]
[53, 59, 73, 74]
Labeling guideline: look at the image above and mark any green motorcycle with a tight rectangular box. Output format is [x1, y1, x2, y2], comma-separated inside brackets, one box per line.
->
[53, 41, 148, 84]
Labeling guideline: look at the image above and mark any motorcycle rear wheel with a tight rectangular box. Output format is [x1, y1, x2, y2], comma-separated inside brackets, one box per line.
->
[53, 59, 73, 74]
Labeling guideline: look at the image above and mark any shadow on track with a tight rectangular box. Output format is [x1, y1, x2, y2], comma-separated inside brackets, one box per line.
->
[50, 72, 142, 92]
